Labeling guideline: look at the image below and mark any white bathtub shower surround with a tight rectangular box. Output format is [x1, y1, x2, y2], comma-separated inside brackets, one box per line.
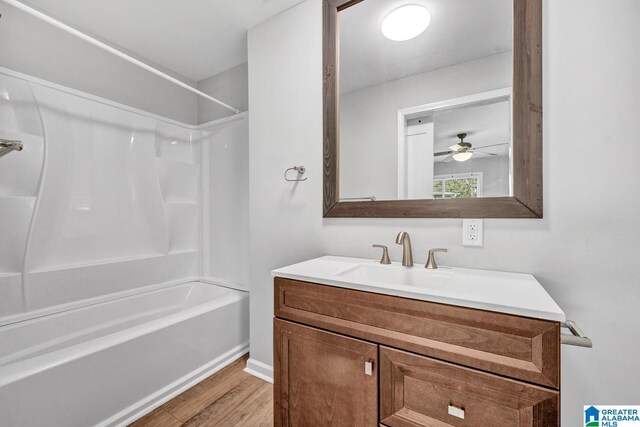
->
[0, 67, 250, 318]
[0, 280, 249, 427]
[201, 114, 250, 287]
[0, 67, 205, 317]
[0, 46, 251, 424]
[0, 66, 251, 425]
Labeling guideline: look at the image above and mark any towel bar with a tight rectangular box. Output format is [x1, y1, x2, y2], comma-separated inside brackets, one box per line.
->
[561, 320, 592, 348]
[340, 196, 376, 201]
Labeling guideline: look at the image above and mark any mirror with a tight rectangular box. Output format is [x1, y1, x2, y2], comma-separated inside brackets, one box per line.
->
[323, 0, 542, 218]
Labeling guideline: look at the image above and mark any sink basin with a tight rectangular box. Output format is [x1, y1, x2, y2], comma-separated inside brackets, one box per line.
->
[336, 263, 454, 290]
[271, 255, 566, 322]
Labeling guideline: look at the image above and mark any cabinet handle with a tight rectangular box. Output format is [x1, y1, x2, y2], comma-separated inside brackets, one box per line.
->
[364, 361, 373, 376]
[448, 405, 465, 419]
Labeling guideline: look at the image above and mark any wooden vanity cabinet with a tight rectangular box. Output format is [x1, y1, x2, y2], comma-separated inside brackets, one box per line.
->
[273, 278, 561, 427]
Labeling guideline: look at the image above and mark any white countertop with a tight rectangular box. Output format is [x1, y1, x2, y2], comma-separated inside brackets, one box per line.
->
[272, 256, 565, 322]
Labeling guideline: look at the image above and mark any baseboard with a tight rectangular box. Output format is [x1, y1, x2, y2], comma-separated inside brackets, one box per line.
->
[105, 342, 250, 427]
[244, 358, 274, 384]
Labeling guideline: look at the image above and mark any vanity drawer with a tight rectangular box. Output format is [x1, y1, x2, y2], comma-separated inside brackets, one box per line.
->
[274, 278, 560, 388]
[380, 346, 559, 427]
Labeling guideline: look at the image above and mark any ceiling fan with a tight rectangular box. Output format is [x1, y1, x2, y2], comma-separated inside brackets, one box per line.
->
[434, 133, 507, 162]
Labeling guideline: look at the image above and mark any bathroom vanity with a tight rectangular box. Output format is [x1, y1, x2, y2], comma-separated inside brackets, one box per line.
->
[272, 256, 567, 426]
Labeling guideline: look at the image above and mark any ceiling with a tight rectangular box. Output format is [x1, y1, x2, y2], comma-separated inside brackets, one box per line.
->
[431, 98, 511, 162]
[339, 0, 513, 94]
[16, 0, 306, 82]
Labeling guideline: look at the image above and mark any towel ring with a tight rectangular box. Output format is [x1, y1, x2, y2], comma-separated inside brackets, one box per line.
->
[284, 166, 308, 182]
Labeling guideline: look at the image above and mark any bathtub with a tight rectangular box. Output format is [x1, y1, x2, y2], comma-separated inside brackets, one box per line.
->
[0, 280, 250, 427]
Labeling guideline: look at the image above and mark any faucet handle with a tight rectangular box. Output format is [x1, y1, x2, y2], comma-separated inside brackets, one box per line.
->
[425, 248, 448, 269]
[372, 245, 391, 265]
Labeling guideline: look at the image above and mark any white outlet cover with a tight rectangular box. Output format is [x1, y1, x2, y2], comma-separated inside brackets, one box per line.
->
[463, 219, 484, 247]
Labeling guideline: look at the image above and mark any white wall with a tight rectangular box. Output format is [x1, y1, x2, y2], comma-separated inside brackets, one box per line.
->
[340, 52, 511, 200]
[248, 0, 640, 424]
[197, 63, 249, 124]
[0, 2, 199, 124]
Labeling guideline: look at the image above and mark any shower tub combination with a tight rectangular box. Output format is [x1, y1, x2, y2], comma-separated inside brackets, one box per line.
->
[0, 280, 249, 427]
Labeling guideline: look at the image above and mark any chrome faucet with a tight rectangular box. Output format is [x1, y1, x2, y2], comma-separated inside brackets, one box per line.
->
[0, 139, 23, 159]
[395, 232, 413, 267]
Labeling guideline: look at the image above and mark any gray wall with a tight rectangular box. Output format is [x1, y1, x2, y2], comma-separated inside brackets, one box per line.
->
[248, 0, 326, 379]
[0, 2, 199, 124]
[248, 0, 640, 425]
[198, 63, 248, 124]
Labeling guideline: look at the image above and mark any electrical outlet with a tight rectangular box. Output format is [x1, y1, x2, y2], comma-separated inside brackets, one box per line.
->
[463, 219, 484, 247]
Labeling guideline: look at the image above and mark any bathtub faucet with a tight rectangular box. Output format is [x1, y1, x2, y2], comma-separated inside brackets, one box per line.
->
[0, 139, 24, 159]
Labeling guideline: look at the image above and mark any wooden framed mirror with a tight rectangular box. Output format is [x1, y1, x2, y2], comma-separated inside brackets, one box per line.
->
[323, 0, 542, 218]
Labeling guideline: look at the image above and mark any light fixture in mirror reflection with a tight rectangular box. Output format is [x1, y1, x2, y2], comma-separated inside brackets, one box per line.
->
[381, 5, 431, 41]
[338, 0, 514, 202]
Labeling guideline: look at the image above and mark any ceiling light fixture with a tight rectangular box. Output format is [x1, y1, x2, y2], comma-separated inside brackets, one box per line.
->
[452, 152, 473, 162]
[381, 5, 431, 41]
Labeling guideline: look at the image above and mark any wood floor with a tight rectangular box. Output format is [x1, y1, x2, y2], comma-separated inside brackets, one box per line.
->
[130, 354, 273, 427]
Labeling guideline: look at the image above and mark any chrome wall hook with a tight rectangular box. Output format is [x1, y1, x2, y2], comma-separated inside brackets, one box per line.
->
[284, 166, 308, 182]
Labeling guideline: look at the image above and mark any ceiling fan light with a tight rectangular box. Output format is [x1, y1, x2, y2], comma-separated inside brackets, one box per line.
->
[452, 152, 473, 162]
[381, 5, 431, 41]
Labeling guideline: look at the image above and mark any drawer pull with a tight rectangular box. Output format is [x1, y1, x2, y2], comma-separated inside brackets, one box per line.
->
[448, 405, 465, 419]
[364, 361, 373, 376]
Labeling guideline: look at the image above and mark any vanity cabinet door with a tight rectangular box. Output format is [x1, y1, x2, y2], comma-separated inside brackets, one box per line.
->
[380, 346, 559, 427]
[274, 319, 378, 427]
